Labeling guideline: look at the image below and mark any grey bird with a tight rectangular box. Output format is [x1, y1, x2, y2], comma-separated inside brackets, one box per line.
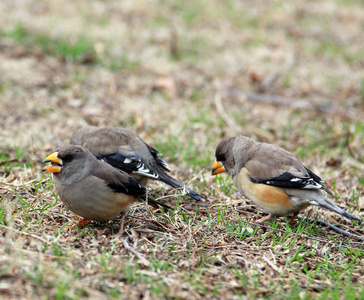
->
[212, 136, 361, 224]
[70, 126, 206, 201]
[42, 144, 170, 234]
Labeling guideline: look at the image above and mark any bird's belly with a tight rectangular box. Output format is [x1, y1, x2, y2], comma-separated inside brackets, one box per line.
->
[54, 176, 134, 221]
[234, 168, 302, 216]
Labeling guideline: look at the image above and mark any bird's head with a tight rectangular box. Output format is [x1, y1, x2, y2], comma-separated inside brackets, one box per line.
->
[42, 145, 94, 182]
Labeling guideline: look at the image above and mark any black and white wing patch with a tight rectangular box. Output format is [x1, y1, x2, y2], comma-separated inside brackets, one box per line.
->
[304, 166, 323, 184]
[250, 171, 325, 190]
[304, 166, 334, 196]
[94, 151, 159, 179]
[155, 154, 170, 172]
[144, 143, 170, 172]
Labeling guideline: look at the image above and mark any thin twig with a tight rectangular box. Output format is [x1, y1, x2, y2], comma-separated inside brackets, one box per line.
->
[0, 224, 51, 244]
[235, 208, 364, 247]
[222, 88, 332, 112]
[239, 207, 364, 241]
[247, 221, 363, 249]
[123, 236, 150, 266]
[308, 218, 364, 241]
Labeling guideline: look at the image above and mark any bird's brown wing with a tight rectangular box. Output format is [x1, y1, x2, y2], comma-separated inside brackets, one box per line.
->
[245, 143, 327, 191]
[92, 161, 171, 209]
[71, 127, 206, 201]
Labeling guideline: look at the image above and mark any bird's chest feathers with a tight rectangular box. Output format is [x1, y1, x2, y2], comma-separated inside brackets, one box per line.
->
[53, 175, 133, 221]
[233, 168, 298, 215]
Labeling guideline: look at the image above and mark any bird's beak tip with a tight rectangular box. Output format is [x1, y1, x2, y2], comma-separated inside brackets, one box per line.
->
[211, 160, 226, 175]
[42, 165, 62, 173]
[42, 152, 63, 173]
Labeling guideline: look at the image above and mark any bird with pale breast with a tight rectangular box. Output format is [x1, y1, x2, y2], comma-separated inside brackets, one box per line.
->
[42, 144, 170, 234]
[212, 136, 361, 224]
[70, 126, 206, 202]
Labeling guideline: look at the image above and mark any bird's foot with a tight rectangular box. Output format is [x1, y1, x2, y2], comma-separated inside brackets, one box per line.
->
[255, 215, 272, 223]
[289, 212, 299, 225]
[75, 218, 88, 228]
[116, 213, 126, 236]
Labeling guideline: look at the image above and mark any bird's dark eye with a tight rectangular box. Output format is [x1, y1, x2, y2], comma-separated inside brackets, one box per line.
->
[64, 155, 73, 162]
[216, 153, 226, 162]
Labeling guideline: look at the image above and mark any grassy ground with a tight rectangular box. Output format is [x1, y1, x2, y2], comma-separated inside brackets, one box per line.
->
[1, 0, 364, 299]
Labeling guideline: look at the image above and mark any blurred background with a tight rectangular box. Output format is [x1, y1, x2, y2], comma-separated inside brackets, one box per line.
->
[1, 0, 363, 225]
[1, 1, 364, 299]
[1, 0, 363, 166]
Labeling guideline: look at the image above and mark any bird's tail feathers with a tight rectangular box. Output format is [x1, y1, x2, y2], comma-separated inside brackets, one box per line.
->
[141, 193, 171, 210]
[157, 171, 207, 202]
[322, 185, 334, 197]
[315, 197, 361, 223]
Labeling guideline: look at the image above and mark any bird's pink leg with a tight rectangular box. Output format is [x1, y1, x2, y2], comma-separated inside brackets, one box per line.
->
[117, 213, 126, 235]
[76, 219, 88, 227]
[289, 212, 299, 225]
[69, 218, 88, 230]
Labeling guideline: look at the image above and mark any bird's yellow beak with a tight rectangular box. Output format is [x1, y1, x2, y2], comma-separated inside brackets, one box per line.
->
[42, 152, 63, 173]
[212, 160, 226, 175]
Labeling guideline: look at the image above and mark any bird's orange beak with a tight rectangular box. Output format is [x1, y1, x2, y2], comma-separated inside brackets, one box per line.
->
[212, 160, 226, 175]
[42, 152, 63, 173]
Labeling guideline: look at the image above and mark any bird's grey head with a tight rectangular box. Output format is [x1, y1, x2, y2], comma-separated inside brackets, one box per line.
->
[43, 145, 96, 184]
[215, 136, 236, 175]
[215, 136, 257, 176]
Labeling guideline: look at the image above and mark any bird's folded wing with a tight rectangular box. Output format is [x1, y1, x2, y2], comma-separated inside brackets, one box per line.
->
[250, 170, 325, 190]
[92, 163, 171, 209]
[95, 146, 159, 179]
[71, 127, 170, 177]
[304, 166, 334, 196]
[143, 142, 170, 172]
[245, 147, 325, 191]
[93, 163, 148, 196]
[71, 128, 121, 153]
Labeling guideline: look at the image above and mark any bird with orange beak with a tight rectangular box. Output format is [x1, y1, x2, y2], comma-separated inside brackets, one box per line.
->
[212, 136, 361, 224]
[42, 144, 170, 234]
[70, 126, 206, 202]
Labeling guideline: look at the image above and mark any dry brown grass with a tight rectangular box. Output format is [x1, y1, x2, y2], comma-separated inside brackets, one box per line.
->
[0, 0, 364, 299]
